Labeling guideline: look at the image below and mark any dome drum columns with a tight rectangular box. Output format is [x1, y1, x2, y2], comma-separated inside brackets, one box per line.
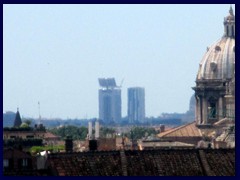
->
[193, 81, 227, 127]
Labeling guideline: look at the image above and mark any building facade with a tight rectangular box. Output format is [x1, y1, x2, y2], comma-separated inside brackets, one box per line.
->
[192, 6, 235, 127]
[128, 87, 145, 123]
[98, 78, 122, 123]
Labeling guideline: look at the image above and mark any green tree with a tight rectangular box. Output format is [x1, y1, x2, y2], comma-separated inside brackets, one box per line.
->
[24, 120, 32, 126]
[20, 122, 29, 128]
[30, 145, 64, 154]
[126, 127, 158, 140]
[48, 126, 88, 140]
[100, 127, 115, 137]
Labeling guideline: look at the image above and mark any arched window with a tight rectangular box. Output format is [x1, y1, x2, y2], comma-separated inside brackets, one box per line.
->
[208, 97, 217, 119]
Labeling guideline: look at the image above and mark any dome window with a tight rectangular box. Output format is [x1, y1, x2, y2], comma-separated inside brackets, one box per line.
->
[210, 62, 217, 71]
[215, 46, 221, 51]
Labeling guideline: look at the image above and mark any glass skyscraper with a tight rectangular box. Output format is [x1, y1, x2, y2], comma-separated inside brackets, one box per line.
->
[98, 78, 121, 124]
[128, 87, 145, 123]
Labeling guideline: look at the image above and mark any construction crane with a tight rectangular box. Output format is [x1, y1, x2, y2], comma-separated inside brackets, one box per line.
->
[118, 78, 124, 88]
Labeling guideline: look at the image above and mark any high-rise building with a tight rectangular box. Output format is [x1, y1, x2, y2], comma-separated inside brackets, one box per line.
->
[128, 87, 145, 123]
[98, 78, 121, 124]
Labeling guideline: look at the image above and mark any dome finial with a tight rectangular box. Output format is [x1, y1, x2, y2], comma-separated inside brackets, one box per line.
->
[229, 5, 234, 16]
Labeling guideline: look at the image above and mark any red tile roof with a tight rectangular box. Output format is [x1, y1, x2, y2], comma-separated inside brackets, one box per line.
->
[4, 148, 32, 159]
[158, 121, 202, 137]
[46, 149, 235, 176]
[44, 132, 60, 139]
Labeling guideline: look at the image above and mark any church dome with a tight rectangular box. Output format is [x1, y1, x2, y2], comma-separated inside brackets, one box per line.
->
[193, 7, 235, 127]
[196, 7, 235, 80]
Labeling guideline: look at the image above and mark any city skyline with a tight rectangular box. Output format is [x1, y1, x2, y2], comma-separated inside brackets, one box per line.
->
[3, 4, 235, 119]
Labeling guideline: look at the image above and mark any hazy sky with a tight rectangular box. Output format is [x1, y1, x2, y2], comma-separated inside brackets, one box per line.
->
[3, 4, 235, 119]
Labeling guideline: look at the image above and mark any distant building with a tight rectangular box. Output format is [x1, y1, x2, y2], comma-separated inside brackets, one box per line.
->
[3, 111, 16, 127]
[3, 148, 37, 175]
[128, 87, 145, 123]
[14, 109, 22, 127]
[182, 94, 196, 122]
[157, 122, 203, 145]
[3, 110, 61, 149]
[86, 121, 116, 151]
[138, 140, 195, 150]
[98, 78, 121, 124]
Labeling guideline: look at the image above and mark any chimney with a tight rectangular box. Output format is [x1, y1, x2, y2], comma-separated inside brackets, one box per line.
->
[160, 124, 165, 132]
[95, 120, 100, 139]
[65, 136, 73, 152]
[88, 121, 92, 140]
[89, 140, 98, 151]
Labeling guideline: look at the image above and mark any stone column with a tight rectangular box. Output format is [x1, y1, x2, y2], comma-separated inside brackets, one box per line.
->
[197, 97, 202, 124]
[202, 98, 208, 124]
[195, 96, 199, 123]
[199, 97, 203, 124]
[218, 97, 223, 119]
[232, 96, 235, 119]
[225, 95, 235, 119]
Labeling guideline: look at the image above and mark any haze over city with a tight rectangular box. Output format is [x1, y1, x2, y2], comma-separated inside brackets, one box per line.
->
[3, 4, 235, 119]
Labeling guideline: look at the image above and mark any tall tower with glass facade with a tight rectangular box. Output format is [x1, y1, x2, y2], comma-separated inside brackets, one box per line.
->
[128, 87, 145, 123]
[98, 78, 121, 124]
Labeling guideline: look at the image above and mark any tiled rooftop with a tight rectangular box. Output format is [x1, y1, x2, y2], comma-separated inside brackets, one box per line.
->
[46, 148, 235, 176]
[204, 149, 235, 176]
[124, 149, 204, 176]
[158, 121, 202, 137]
[4, 148, 234, 176]
[46, 151, 123, 176]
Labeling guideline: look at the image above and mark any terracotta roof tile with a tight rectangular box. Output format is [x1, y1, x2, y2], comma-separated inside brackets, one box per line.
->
[158, 122, 202, 138]
[45, 149, 235, 176]
[44, 132, 60, 139]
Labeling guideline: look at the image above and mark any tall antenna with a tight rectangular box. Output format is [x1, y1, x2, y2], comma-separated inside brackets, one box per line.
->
[38, 101, 41, 124]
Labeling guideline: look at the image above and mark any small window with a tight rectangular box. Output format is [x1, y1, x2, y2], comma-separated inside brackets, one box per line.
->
[210, 62, 217, 71]
[3, 159, 9, 167]
[22, 159, 28, 167]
